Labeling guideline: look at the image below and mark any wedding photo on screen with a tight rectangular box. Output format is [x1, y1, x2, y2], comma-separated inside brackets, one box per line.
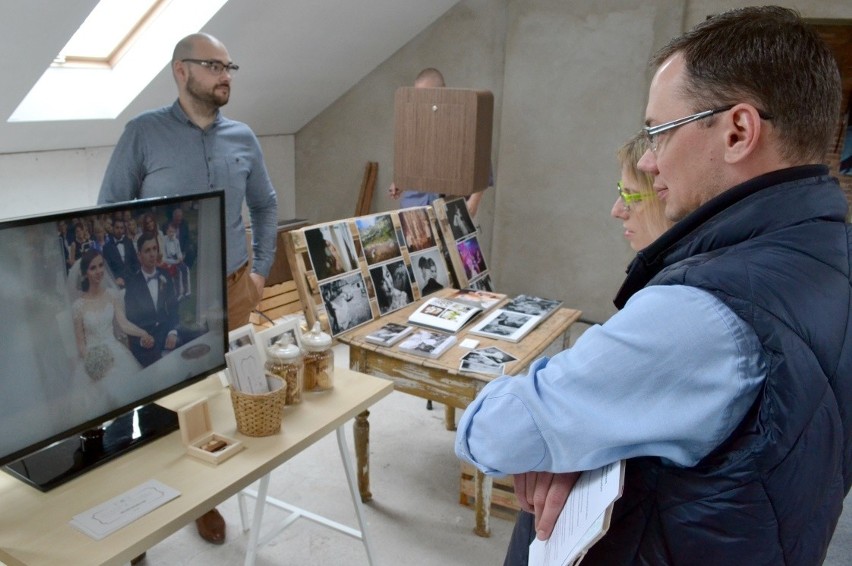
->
[0, 192, 228, 490]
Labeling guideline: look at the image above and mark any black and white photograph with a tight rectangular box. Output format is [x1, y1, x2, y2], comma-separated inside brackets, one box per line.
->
[446, 197, 476, 241]
[475, 346, 518, 365]
[468, 309, 541, 343]
[305, 222, 359, 281]
[319, 272, 373, 336]
[468, 273, 494, 292]
[411, 249, 450, 297]
[369, 259, 415, 315]
[504, 294, 563, 317]
[459, 350, 505, 376]
[364, 322, 414, 347]
[397, 329, 457, 359]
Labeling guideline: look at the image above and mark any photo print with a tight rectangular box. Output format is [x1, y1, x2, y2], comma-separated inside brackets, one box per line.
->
[319, 272, 373, 336]
[228, 324, 257, 351]
[446, 197, 476, 241]
[467, 273, 493, 292]
[369, 259, 414, 315]
[457, 235, 488, 280]
[399, 208, 436, 252]
[478, 311, 535, 337]
[305, 222, 359, 282]
[356, 214, 402, 266]
[475, 346, 518, 365]
[411, 249, 450, 297]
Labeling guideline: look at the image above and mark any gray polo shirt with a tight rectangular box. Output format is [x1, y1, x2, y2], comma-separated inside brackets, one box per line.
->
[98, 100, 278, 277]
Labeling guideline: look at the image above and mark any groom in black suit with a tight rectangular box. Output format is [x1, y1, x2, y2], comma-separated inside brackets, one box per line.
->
[102, 218, 138, 288]
[124, 231, 180, 367]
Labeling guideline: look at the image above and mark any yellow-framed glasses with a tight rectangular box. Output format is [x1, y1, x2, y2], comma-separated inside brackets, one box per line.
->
[617, 181, 651, 211]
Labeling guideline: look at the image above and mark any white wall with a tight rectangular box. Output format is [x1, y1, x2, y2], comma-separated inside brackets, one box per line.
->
[0, 135, 296, 221]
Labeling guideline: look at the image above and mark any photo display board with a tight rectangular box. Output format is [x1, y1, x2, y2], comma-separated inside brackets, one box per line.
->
[285, 206, 455, 337]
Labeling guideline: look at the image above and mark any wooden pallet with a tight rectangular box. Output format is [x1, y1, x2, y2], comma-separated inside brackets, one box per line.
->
[250, 280, 304, 325]
[459, 462, 519, 521]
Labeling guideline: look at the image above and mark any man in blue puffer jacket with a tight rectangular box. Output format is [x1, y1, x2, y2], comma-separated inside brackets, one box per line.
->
[455, 6, 851, 565]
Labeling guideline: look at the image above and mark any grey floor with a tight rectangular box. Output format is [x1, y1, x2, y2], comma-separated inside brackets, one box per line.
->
[137, 345, 852, 565]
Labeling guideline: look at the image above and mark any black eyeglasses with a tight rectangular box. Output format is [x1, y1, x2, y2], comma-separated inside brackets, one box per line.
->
[181, 59, 239, 75]
[643, 105, 773, 152]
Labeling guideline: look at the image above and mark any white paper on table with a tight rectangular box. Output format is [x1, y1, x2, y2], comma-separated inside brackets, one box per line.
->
[70, 479, 181, 540]
[529, 460, 624, 566]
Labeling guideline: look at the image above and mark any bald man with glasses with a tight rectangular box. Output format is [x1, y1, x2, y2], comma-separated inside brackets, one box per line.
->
[99, 33, 278, 556]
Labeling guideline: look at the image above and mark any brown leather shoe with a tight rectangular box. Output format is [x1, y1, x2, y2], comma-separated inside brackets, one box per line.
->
[195, 508, 226, 544]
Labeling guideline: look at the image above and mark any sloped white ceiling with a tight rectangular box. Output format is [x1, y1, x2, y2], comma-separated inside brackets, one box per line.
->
[0, 0, 459, 153]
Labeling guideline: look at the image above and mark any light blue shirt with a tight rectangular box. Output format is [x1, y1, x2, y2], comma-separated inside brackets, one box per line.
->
[454, 285, 766, 475]
[98, 101, 278, 277]
[400, 190, 440, 208]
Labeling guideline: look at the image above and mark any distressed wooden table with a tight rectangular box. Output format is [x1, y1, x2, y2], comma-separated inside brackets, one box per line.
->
[337, 289, 582, 536]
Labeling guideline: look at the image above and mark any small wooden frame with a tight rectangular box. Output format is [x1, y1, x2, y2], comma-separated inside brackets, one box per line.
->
[432, 197, 492, 290]
[254, 319, 303, 363]
[177, 398, 243, 465]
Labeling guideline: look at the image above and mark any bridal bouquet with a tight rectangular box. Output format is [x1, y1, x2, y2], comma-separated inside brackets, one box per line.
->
[84, 345, 114, 381]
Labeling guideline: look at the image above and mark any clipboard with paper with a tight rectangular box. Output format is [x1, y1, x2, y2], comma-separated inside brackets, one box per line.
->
[529, 460, 625, 566]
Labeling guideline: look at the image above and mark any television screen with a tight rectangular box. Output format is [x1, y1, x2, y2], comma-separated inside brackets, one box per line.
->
[0, 191, 228, 490]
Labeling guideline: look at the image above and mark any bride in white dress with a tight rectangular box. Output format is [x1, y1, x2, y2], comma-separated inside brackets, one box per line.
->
[71, 250, 153, 396]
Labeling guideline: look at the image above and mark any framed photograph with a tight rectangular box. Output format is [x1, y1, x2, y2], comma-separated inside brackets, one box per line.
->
[446, 197, 476, 241]
[228, 324, 257, 351]
[356, 214, 402, 265]
[468, 273, 493, 292]
[410, 249, 451, 297]
[319, 272, 374, 336]
[304, 222, 360, 281]
[369, 259, 415, 315]
[457, 235, 488, 280]
[399, 208, 436, 252]
[254, 319, 302, 354]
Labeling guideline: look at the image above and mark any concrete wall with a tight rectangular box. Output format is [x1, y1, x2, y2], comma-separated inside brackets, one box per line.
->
[295, 0, 852, 323]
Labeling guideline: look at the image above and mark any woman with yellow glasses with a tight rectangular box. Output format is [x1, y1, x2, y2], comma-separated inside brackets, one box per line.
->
[611, 133, 673, 251]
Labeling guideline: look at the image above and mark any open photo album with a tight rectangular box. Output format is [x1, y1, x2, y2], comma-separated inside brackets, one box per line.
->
[407, 296, 483, 333]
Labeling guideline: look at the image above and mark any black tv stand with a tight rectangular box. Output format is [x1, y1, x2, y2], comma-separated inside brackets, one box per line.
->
[3, 403, 178, 491]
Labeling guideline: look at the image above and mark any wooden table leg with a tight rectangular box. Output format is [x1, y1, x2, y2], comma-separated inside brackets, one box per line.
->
[354, 409, 372, 502]
[444, 405, 456, 431]
[473, 468, 492, 537]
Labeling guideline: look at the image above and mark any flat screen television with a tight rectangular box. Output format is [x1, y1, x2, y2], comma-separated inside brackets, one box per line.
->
[0, 191, 228, 491]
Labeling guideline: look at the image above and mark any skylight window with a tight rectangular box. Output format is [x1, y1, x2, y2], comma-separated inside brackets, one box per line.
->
[9, 0, 229, 122]
[57, 0, 162, 66]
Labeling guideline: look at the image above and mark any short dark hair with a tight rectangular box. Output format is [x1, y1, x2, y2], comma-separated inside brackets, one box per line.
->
[136, 231, 160, 253]
[651, 6, 841, 164]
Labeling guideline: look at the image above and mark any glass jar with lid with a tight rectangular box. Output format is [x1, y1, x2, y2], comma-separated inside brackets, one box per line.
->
[264, 334, 303, 405]
[302, 321, 334, 392]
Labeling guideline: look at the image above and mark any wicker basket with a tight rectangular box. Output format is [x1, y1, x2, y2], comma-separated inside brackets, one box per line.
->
[229, 374, 287, 436]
